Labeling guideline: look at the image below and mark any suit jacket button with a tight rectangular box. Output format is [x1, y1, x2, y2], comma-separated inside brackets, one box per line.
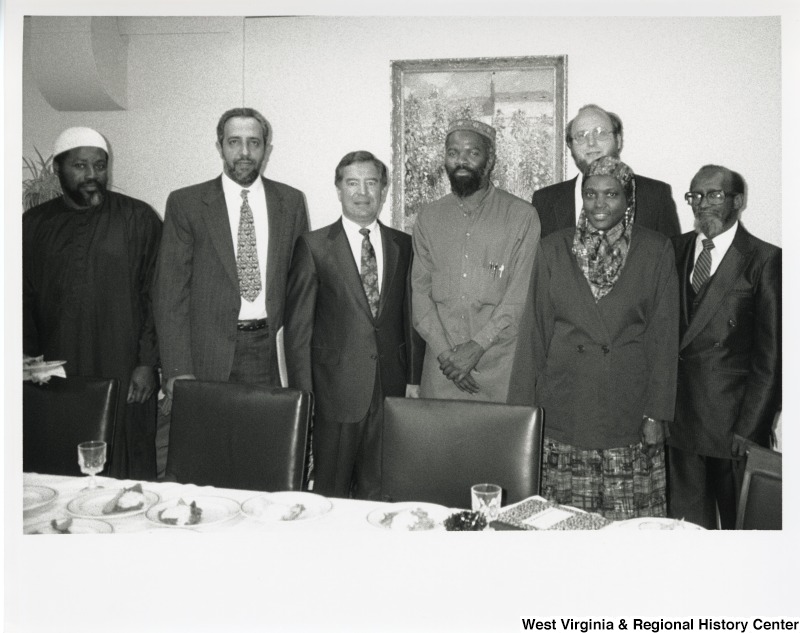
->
[713, 342, 721, 347]
[370, 354, 378, 360]
[577, 345, 584, 353]
[728, 319, 737, 327]
[601, 345, 610, 354]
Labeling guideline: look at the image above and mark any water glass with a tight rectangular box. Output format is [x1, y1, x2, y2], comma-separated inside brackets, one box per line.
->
[471, 483, 502, 521]
[77, 441, 107, 490]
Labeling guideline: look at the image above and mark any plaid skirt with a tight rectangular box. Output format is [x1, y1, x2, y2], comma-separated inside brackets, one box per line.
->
[541, 436, 667, 520]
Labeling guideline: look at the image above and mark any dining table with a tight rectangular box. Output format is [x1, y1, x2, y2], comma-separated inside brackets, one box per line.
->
[22, 471, 704, 533]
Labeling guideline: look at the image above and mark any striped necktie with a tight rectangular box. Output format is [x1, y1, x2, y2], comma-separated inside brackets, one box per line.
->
[691, 238, 715, 293]
[237, 189, 261, 302]
[359, 228, 380, 318]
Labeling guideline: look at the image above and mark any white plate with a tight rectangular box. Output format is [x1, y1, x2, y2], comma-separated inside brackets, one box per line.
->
[367, 502, 451, 531]
[241, 492, 333, 523]
[145, 496, 241, 528]
[24, 518, 114, 534]
[23, 485, 58, 513]
[605, 517, 706, 530]
[67, 487, 160, 519]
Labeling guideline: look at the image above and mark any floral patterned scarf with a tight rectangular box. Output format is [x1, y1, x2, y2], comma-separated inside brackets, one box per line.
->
[572, 156, 636, 302]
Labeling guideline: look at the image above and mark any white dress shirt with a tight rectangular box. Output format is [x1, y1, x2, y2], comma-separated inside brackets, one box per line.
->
[341, 215, 384, 294]
[692, 220, 738, 285]
[221, 172, 269, 320]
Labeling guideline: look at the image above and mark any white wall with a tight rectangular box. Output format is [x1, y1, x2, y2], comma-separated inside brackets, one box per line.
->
[245, 15, 781, 242]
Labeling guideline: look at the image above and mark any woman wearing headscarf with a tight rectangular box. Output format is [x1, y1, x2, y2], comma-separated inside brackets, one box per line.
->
[508, 156, 679, 519]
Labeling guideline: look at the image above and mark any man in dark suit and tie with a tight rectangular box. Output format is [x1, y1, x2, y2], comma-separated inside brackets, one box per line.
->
[532, 104, 680, 238]
[284, 151, 423, 499]
[668, 165, 781, 529]
[153, 108, 309, 473]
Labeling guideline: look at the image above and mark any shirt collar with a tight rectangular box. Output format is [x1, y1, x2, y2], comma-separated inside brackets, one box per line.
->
[697, 220, 738, 250]
[221, 171, 265, 197]
[455, 183, 494, 213]
[341, 214, 379, 237]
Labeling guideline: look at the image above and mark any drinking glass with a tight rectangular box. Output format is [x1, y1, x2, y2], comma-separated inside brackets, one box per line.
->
[77, 441, 107, 490]
[471, 483, 502, 521]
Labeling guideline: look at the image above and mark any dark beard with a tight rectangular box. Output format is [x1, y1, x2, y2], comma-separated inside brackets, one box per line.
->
[62, 182, 106, 209]
[447, 167, 483, 198]
[227, 159, 261, 186]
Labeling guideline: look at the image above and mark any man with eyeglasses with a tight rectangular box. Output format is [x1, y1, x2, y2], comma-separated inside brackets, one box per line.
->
[532, 104, 680, 238]
[667, 164, 781, 529]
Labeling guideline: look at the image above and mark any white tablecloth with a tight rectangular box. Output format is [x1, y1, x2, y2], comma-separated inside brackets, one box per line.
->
[22, 472, 392, 533]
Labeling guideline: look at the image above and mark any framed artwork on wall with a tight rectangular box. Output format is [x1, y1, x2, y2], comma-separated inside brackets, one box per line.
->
[390, 55, 567, 233]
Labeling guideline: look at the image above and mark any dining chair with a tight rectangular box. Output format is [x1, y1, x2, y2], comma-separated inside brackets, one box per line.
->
[735, 440, 782, 530]
[380, 397, 544, 508]
[165, 380, 312, 492]
[23, 377, 119, 476]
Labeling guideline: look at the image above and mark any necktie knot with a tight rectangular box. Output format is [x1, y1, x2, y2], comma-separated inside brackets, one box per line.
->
[702, 238, 715, 251]
[241, 189, 249, 201]
[359, 228, 370, 238]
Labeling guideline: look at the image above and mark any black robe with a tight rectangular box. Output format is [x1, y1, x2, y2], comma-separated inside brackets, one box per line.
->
[23, 191, 162, 479]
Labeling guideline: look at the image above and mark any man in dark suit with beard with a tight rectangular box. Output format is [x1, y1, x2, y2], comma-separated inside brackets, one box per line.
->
[153, 108, 309, 475]
[668, 165, 781, 529]
[284, 151, 423, 500]
[532, 104, 680, 238]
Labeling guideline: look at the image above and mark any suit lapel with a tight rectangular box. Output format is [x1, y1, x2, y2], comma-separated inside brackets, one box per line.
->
[202, 177, 239, 289]
[675, 233, 695, 330]
[555, 177, 578, 229]
[564, 231, 611, 341]
[680, 225, 753, 350]
[378, 223, 399, 319]
[264, 177, 284, 309]
[329, 219, 374, 320]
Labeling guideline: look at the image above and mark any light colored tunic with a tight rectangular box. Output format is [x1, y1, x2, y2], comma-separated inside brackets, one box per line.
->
[411, 184, 540, 402]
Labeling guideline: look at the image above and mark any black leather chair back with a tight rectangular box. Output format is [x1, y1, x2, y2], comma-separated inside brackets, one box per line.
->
[166, 380, 311, 491]
[736, 443, 782, 530]
[381, 397, 543, 508]
[23, 378, 118, 476]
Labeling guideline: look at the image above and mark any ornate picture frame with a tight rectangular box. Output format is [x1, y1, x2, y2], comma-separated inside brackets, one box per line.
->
[390, 55, 567, 233]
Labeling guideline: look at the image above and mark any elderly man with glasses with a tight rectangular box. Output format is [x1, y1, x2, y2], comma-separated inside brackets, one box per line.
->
[532, 103, 680, 238]
[667, 164, 781, 529]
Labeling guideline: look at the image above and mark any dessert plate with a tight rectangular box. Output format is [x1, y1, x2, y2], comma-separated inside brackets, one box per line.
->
[67, 487, 160, 519]
[367, 502, 450, 531]
[241, 492, 333, 523]
[23, 485, 58, 513]
[145, 496, 241, 528]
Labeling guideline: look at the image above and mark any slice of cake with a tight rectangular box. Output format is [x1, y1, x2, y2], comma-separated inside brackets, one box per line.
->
[102, 484, 146, 515]
[158, 499, 202, 526]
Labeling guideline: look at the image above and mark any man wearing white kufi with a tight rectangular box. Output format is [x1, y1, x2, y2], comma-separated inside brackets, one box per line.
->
[23, 126, 163, 479]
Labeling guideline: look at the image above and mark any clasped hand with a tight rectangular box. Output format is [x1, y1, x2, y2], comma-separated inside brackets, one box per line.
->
[438, 341, 485, 395]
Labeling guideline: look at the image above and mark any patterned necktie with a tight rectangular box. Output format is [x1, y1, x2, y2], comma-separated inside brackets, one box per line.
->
[691, 238, 715, 293]
[237, 189, 261, 302]
[359, 228, 380, 318]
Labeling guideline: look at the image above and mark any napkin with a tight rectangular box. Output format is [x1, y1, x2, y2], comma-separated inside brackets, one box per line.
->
[23, 356, 67, 383]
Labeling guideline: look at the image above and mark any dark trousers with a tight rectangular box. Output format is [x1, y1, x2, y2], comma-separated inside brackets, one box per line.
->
[668, 446, 743, 529]
[229, 326, 280, 387]
[312, 373, 384, 501]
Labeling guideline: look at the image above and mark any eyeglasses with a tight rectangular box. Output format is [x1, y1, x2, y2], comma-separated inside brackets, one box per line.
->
[684, 190, 737, 205]
[570, 127, 614, 145]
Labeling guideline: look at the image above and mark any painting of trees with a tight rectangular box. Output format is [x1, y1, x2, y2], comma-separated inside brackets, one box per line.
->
[391, 56, 566, 232]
